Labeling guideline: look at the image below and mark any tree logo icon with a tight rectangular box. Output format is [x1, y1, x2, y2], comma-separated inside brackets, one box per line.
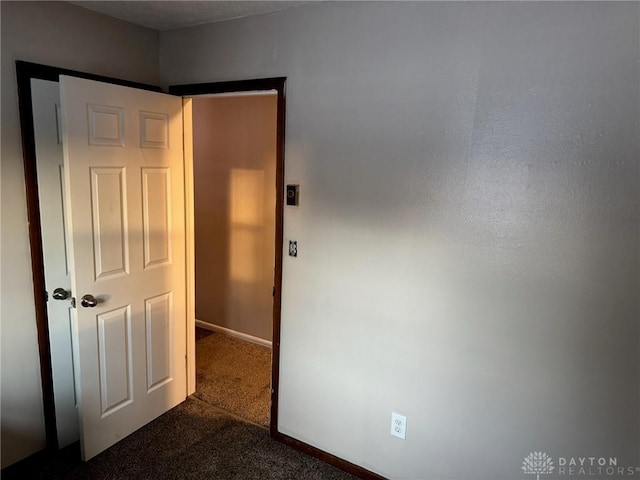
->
[522, 452, 555, 480]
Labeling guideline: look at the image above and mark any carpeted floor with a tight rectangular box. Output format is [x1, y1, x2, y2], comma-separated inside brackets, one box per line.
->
[195, 329, 272, 426]
[2, 397, 358, 480]
[3, 330, 332, 480]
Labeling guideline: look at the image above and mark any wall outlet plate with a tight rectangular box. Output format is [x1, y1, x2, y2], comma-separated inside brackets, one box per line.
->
[391, 412, 406, 439]
[289, 240, 297, 257]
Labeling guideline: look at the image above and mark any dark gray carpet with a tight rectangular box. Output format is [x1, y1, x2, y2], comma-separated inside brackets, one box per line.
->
[2, 398, 358, 480]
[195, 330, 271, 426]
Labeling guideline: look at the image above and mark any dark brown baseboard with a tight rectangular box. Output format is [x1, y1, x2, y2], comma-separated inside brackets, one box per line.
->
[271, 430, 387, 480]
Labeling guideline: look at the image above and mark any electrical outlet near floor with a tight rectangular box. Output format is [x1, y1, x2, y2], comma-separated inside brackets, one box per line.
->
[391, 412, 407, 439]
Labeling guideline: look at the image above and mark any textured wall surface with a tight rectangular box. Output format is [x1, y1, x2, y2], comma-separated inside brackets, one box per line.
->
[1, 1, 159, 467]
[161, 3, 639, 478]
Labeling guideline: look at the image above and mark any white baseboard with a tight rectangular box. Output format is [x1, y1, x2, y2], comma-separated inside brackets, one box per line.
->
[195, 319, 272, 348]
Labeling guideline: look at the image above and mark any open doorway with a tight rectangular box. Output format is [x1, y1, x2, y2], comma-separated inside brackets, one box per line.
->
[172, 77, 286, 435]
[190, 92, 277, 426]
[18, 61, 286, 453]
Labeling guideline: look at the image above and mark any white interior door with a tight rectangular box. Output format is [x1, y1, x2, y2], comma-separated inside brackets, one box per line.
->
[32, 78, 79, 448]
[60, 75, 187, 460]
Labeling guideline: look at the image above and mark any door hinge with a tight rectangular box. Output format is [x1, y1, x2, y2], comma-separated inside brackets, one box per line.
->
[272, 286, 275, 297]
[45, 290, 49, 302]
[71, 297, 76, 308]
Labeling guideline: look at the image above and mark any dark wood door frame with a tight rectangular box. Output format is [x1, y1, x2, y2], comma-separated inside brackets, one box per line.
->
[169, 79, 286, 438]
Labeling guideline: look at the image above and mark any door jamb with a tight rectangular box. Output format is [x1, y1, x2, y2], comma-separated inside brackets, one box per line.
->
[169, 79, 286, 436]
[16, 60, 161, 450]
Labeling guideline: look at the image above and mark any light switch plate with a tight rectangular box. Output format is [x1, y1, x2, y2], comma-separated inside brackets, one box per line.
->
[289, 240, 298, 257]
[286, 184, 300, 206]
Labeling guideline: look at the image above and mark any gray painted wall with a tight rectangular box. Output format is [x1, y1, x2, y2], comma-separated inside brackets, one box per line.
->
[161, 3, 639, 478]
[1, 1, 159, 467]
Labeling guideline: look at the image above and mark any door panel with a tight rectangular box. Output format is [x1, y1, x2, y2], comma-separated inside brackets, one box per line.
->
[97, 306, 133, 416]
[142, 167, 172, 268]
[145, 292, 173, 391]
[32, 78, 79, 449]
[60, 76, 186, 460]
[90, 167, 129, 279]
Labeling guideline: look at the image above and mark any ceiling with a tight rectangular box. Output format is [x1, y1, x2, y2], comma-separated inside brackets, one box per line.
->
[69, 1, 314, 31]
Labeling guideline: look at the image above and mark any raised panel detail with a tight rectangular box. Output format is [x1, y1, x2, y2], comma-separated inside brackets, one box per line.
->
[140, 111, 169, 149]
[97, 306, 133, 416]
[55, 103, 63, 145]
[67, 306, 78, 407]
[58, 164, 70, 275]
[145, 293, 173, 392]
[142, 168, 171, 269]
[88, 104, 124, 146]
[91, 168, 129, 280]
